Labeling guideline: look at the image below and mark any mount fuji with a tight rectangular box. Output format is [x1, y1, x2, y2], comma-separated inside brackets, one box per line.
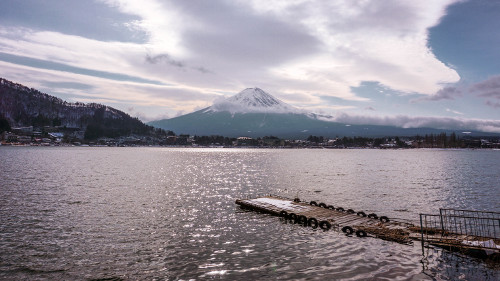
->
[208, 87, 300, 114]
[148, 88, 485, 138]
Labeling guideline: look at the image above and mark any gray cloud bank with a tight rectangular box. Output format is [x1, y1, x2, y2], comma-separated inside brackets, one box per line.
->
[415, 75, 500, 108]
[322, 113, 500, 133]
[470, 75, 500, 108]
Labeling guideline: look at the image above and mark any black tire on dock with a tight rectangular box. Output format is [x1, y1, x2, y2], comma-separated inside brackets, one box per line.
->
[308, 218, 319, 228]
[319, 220, 331, 230]
[356, 211, 367, 217]
[346, 209, 355, 214]
[279, 211, 288, 218]
[342, 226, 354, 235]
[318, 203, 327, 208]
[327, 205, 335, 210]
[295, 215, 308, 225]
[336, 207, 345, 212]
[355, 230, 367, 238]
[289, 213, 297, 221]
[368, 213, 378, 219]
[379, 216, 390, 223]
[310, 201, 318, 206]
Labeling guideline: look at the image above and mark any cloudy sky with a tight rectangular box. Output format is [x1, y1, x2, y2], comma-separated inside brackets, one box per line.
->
[0, 0, 499, 132]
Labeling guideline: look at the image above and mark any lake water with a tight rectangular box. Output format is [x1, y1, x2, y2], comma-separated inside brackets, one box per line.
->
[0, 147, 499, 280]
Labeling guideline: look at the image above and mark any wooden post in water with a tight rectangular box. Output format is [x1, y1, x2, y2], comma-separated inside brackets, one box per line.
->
[439, 208, 445, 234]
[420, 214, 425, 256]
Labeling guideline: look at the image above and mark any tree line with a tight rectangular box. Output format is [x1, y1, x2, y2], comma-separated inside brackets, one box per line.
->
[306, 132, 497, 149]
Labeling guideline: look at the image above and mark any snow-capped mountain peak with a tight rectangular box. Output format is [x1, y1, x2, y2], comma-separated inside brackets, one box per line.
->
[227, 88, 283, 108]
[209, 88, 299, 114]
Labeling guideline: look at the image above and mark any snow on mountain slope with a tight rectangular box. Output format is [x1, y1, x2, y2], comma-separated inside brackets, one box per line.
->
[208, 88, 301, 114]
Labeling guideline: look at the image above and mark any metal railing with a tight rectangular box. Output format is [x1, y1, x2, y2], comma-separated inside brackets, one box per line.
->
[439, 209, 499, 239]
[419, 208, 500, 252]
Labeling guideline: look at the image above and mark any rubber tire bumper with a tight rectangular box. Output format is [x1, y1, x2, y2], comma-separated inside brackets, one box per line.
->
[319, 220, 331, 230]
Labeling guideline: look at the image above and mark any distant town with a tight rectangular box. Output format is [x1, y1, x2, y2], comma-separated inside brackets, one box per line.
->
[1, 125, 499, 149]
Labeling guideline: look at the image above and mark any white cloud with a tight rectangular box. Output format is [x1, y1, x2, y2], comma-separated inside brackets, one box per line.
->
[99, 0, 189, 57]
[0, 60, 215, 119]
[245, 0, 461, 98]
[126, 106, 171, 122]
[445, 108, 464, 115]
[0, 26, 143, 75]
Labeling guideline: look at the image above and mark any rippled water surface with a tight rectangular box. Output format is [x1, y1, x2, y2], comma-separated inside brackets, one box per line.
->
[0, 147, 499, 280]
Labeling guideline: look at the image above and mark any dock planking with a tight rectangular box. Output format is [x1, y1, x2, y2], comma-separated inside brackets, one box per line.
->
[235, 196, 412, 241]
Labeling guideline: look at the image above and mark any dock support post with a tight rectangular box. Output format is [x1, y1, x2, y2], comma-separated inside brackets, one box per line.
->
[420, 214, 425, 256]
[439, 208, 445, 235]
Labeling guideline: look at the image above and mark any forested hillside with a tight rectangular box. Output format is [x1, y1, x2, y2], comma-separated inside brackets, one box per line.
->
[0, 78, 165, 139]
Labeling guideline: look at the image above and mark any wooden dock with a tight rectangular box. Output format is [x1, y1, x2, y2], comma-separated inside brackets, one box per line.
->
[236, 196, 500, 258]
[235, 195, 414, 244]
